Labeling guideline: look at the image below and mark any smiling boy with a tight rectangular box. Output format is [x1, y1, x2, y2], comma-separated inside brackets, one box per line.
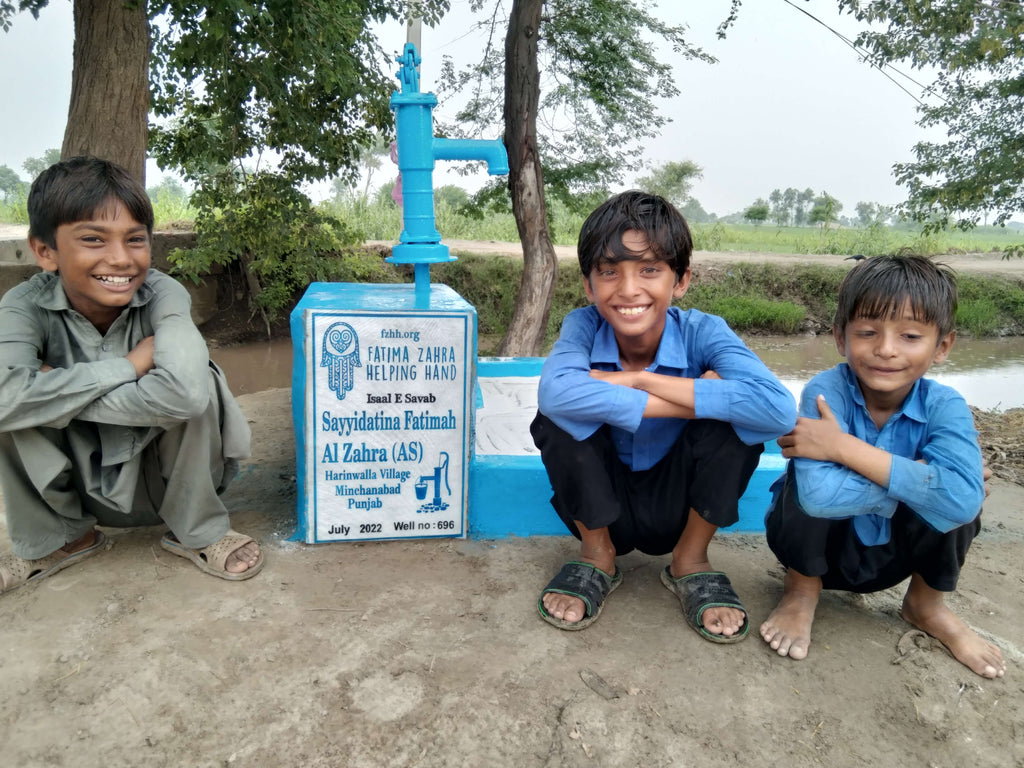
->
[532, 190, 795, 639]
[761, 254, 1005, 678]
[0, 157, 262, 594]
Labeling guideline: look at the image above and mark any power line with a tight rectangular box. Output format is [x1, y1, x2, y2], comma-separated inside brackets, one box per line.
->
[779, 0, 942, 107]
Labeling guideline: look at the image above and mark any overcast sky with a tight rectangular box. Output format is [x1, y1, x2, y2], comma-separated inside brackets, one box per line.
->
[0, 0, 941, 216]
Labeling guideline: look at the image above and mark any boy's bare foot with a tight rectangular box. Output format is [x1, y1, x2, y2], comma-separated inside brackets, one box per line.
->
[902, 576, 1005, 679]
[225, 540, 261, 574]
[760, 569, 822, 660]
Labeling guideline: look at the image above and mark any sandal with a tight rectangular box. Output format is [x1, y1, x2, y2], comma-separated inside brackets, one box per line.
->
[0, 531, 107, 596]
[160, 529, 264, 581]
[538, 560, 622, 631]
[660, 567, 749, 644]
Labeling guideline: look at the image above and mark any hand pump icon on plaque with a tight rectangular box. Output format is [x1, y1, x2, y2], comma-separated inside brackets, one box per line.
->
[415, 452, 450, 513]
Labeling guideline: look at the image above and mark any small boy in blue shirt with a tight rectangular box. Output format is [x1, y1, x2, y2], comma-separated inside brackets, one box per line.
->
[533, 191, 796, 640]
[0, 157, 263, 594]
[761, 254, 1005, 679]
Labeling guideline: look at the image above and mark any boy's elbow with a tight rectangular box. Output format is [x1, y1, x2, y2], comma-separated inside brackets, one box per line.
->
[151, 377, 210, 420]
[743, 411, 796, 444]
[770, 408, 798, 436]
[769, 391, 798, 434]
[537, 374, 578, 415]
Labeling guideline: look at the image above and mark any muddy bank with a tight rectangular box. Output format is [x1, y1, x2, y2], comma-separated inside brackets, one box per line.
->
[198, 244, 1024, 348]
[1, 387, 1022, 768]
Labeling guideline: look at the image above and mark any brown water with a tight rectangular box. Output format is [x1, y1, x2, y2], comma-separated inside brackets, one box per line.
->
[745, 334, 1024, 411]
[210, 338, 293, 396]
[211, 334, 1024, 411]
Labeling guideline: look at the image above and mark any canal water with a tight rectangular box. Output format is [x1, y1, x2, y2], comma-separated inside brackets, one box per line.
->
[744, 334, 1024, 412]
[210, 334, 1024, 411]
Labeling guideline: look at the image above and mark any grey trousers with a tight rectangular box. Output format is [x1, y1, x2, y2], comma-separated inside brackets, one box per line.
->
[0, 369, 247, 560]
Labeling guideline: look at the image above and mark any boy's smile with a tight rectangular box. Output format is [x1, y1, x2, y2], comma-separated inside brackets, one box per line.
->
[835, 302, 954, 412]
[583, 229, 690, 360]
[29, 200, 151, 334]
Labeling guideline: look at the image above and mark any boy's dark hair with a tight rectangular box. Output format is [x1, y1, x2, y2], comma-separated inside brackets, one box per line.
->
[577, 190, 693, 281]
[27, 156, 154, 248]
[834, 254, 958, 338]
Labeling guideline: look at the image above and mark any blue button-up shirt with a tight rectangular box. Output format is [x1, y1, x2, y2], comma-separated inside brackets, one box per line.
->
[538, 305, 796, 471]
[787, 363, 985, 545]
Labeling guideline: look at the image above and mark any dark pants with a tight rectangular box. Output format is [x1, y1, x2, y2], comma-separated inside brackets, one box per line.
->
[530, 413, 763, 556]
[765, 464, 980, 593]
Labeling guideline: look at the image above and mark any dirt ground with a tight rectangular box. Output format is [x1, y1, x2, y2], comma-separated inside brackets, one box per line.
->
[2, 241, 1023, 766]
[1, 386, 1023, 768]
[434, 238, 1024, 278]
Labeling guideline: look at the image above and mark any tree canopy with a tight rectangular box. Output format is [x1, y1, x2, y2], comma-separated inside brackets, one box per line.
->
[441, 0, 714, 354]
[838, 1, 1024, 230]
[148, 1, 447, 186]
[443, 0, 713, 204]
[635, 161, 704, 210]
[743, 199, 770, 225]
[808, 191, 843, 227]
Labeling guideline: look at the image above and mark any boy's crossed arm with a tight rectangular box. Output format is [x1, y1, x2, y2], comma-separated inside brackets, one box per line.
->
[74, 303, 210, 426]
[39, 336, 152, 378]
[783, 390, 985, 531]
[588, 368, 716, 420]
[779, 394, 893, 489]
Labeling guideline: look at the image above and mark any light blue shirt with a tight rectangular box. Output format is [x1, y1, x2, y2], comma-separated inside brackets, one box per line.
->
[786, 363, 985, 545]
[538, 305, 796, 471]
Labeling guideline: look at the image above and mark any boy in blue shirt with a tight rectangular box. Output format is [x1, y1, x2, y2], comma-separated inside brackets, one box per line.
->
[533, 190, 796, 640]
[0, 157, 263, 594]
[761, 255, 1005, 679]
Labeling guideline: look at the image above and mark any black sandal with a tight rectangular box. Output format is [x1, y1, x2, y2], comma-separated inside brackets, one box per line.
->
[538, 561, 622, 630]
[660, 568, 749, 643]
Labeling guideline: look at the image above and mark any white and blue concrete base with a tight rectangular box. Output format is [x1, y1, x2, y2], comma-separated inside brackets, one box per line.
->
[289, 282, 783, 542]
[470, 357, 785, 539]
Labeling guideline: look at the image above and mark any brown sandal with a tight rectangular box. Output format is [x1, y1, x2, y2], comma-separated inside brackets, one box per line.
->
[160, 529, 264, 581]
[0, 531, 107, 596]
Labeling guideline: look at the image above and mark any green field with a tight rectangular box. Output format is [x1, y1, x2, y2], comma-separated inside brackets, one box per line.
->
[4, 190, 1021, 259]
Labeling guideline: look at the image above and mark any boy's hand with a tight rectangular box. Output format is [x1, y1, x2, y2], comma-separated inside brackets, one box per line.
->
[588, 368, 719, 387]
[126, 336, 156, 379]
[589, 369, 638, 387]
[777, 394, 843, 462]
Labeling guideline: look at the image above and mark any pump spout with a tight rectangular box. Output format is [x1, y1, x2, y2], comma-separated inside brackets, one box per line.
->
[433, 138, 509, 176]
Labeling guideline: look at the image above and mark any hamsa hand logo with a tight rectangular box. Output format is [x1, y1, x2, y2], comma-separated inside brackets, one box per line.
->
[321, 322, 361, 400]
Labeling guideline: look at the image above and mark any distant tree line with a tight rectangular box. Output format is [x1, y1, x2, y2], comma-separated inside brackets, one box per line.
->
[736, 187, 899, 229]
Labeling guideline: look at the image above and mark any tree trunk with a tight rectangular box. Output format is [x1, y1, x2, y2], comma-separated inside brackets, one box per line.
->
[497, 0, 558, 358]
[62, 0, 150, 184]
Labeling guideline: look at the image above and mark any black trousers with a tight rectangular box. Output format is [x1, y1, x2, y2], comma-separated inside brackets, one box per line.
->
[765, 463, 980, 593]
[530, 413, 763, 556]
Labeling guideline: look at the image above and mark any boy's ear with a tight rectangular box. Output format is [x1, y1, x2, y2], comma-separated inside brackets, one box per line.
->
[672, 268, 692, 299]
[832, 325, 847, 357]
[28, 237, 59, 273]
[582, 274, 596, 304]
[932, 330, 956, 364]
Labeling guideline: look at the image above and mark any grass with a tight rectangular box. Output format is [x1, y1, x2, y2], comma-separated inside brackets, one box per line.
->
[689, 221, 1024, 258]
[6, 188, 1021, 258]
[428, 256, 1024, 354]
[5, 190, 1023, 348]
[0, 196, 28, 225]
